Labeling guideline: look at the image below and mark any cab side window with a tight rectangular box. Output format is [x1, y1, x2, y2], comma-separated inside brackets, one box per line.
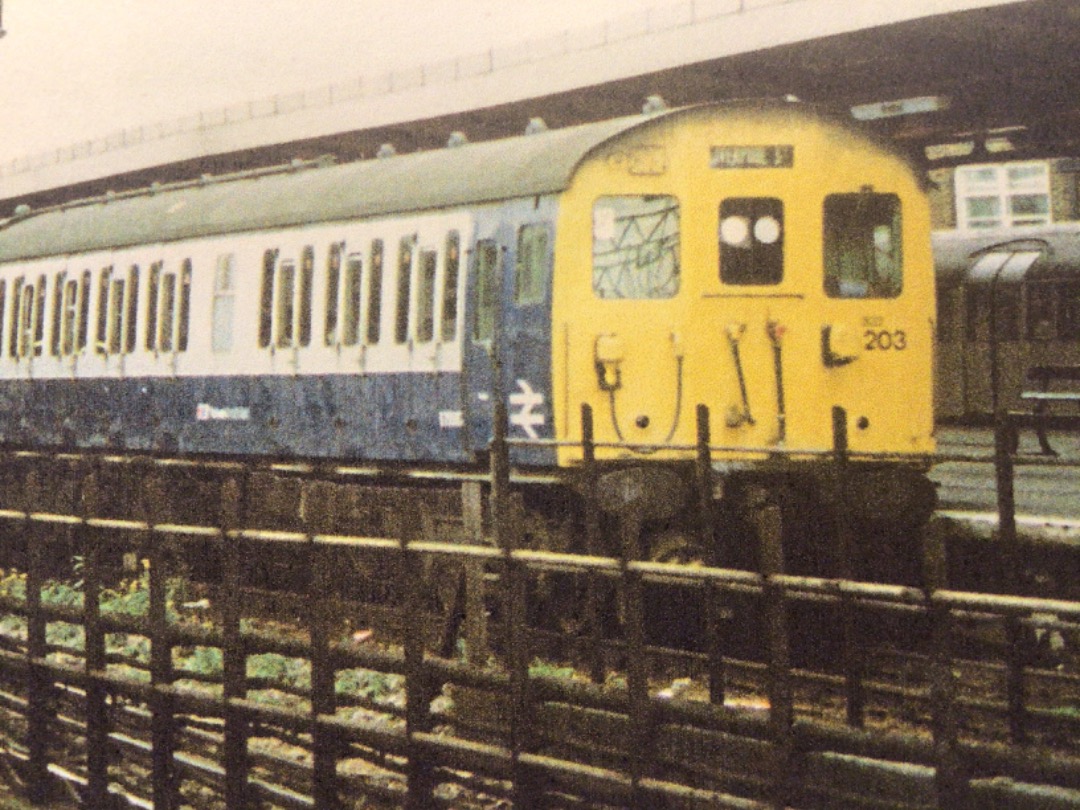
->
[592, 195, 679, 299]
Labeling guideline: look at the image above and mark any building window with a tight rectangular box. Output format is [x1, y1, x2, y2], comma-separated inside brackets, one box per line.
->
[955, 162, 1051, 230]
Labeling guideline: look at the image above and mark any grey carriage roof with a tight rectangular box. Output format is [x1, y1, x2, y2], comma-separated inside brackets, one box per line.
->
[932, 222, 1080, 284]
[0, 108, 676, 263]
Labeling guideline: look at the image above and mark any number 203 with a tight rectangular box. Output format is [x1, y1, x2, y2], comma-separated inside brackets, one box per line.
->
[864, 329, 907, 351]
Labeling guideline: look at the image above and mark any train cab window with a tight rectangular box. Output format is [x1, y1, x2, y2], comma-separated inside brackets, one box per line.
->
[395, 237, 415, 345]
[212, 254, 236, 353]
[719, 198, 783, 285]
[473, 241, 499, 342]
[366, 240, 384, 345]
[592, 195, 680, 299]
[515, 224, 548, 305]
[417, 249, 437, 344]
[823, 193, 902, 298]
[442, 231, 460, 342]
[342, 252, 363, 346]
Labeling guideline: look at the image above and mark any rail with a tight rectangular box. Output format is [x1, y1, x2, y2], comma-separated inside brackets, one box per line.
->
[0, 406, 1072, 807]
[0, 0, 805, 182]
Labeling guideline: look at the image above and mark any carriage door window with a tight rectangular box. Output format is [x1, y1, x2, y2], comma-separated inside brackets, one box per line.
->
[324, 243, 343, 346]
[55, 271, 89, 356]
[441, 231, 461, 342]
[212, 254, 236, 353]
[515, 224, 548, 304]
[719, 198, 783, 285]
[96, 266, 132, 356]
[473, 241, 499, 342]
[395, 237, 416, 345]
[366, 240, 384, 345]
[417, 248, 438, 344]
[824, 193, 902, 298]
[592, 195, 680, 299]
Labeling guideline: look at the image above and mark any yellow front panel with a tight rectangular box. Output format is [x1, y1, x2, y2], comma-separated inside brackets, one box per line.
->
[551, 105, 935, 466]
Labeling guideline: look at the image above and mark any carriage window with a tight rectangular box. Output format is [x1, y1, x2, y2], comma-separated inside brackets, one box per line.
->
[106, 274, 127, 355]
[1027, 283, 1057, 341]
[125, 266, 139, 354]
[593, 195, 680, 299]
[824, 193, 902, 298]
[1060, 283, 1080, 341]
[515, 224, 548, 305]
[324, 243, 342, 346]
[299, 247, 313, 347]
[417, 249, 437, 343]
[0, 281, 6, 357]
[367, 240, 384, 345]
[212, 254, 235, 353]
[342, 253, 362, 346]
[146, 261, 190, 354]
[965, 285, 1019, 342]
[474, 241, 499, 342]
[146, 262, 162, 350]
[269, 248, 311, 350]
[258, 250, 276, 348]
[395, 237, 415, 345]
[13, 276, 46, 359]
[442, 231, 460, 342]
[719, 198, 783, 285]
[51, 271, 65, 356]
[8, 278, 22, 357]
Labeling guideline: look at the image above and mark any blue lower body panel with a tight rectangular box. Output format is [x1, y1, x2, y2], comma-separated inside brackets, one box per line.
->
[0, 373, 558, 465]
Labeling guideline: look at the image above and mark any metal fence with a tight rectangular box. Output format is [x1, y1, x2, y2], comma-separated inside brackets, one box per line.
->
[0, 406, 1075, 808]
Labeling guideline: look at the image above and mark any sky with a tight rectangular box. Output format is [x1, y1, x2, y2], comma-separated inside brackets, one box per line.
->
[0, 0, 662, 163]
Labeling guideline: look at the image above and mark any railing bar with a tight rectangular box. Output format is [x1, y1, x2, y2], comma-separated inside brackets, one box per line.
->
[80, 467, 110, 807]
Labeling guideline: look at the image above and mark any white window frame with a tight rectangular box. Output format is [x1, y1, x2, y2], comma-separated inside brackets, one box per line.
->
[955, 161, 1051, 230]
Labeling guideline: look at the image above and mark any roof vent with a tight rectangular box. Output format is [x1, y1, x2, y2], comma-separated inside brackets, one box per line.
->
[525, 117, 548, 135]
[376, 143, 397, 159]
[200, 173, 213, 184]
[150, 181, 163, 194]
[642, 95, 667, 115]
[446, 131, 468, 148]
[12, 204, 30, 217]
[104, 190, 117, 203]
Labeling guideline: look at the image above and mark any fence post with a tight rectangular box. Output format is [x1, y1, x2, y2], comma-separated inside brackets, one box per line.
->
[401, 503, 435, 809]
[143, 466, 178, 810]
[581, 403, 606, 684]
[621, 505, 651, 809]
[696, 404, 726, 705]
[220, 474, 251, 808]
[994, 414, 1029, 744]
[923, 528, 969, 807]
[307, 481, 339, 808]
[832, 406, 865, 728]
[757, 496, 794, 810]
[80, 465, 111, 808]
[23, 468, 52, 806]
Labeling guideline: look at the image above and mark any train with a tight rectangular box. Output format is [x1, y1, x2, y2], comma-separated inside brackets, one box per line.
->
[0, 99, 937, 573]
[933, 222, 1080, 418]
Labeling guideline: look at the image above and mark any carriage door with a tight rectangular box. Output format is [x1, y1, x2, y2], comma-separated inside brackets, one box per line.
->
[463, 239, 502, 457]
